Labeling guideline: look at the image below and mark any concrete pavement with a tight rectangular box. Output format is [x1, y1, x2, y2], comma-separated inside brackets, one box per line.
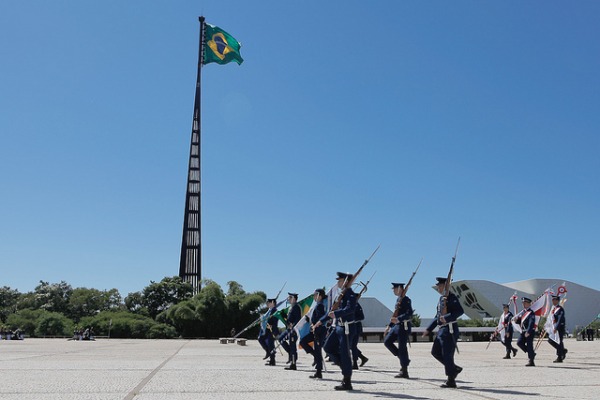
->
[1, 337, 598, 399]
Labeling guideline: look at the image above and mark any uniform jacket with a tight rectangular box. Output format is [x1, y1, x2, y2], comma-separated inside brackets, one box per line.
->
[388, 296, 413, 329]
[552, 305, 566, 330]
[502, 310, 514, 334]
[427, 292, 464, 332]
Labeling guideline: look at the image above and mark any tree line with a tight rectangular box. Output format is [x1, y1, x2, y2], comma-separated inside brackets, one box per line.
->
[0, 277, 265, 339]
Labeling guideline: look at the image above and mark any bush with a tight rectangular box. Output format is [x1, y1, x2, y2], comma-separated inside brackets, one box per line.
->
[6, 309, 45, 336]
[147, 323, 178, 339]
[35, 312, 73, 337]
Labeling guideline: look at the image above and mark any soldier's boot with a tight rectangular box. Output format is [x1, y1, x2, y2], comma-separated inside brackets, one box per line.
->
[309, 370, 322, 379]
[562, 348, 568, 360]
[503, 352, 511, 359]
[526, 359, 535, 367]
[285, 355, 297, 370]
[441, 377, 457, 388]
[359, 354, 369, 367]
[553, 357, 563, 363]
[352, 360, 359, 370]
[395, 367, 409, 379]
[265, 357, 276, 366]
[512, 348, 517, 357]
[334, 376, 353, 391]
[286, 354, 292, 364]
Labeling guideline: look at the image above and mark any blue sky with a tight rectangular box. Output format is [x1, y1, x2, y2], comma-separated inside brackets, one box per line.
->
[1, 1, 599, 318]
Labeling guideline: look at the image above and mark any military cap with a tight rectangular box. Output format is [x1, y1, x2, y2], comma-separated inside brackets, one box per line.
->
[551, 295, 561, 300]
[287, 292, 298, 298]
[521, 297, 532, 303]
[314, 288, 327, 298]
[435, 277, 448, 285]
[502, 303, 509, 308]
[336, 271, 353, 280]
[267, 298, 277, 303]
[391, 282, 406, 288]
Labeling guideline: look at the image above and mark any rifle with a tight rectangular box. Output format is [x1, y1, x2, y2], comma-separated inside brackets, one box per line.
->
[441, 238, 461, 315]
[384, 258, 423, 336]
[233, 281, 287, 339]
[441, 237, 461, 352]
[356, 271, 377, 300]
[329, 245, 380, 313]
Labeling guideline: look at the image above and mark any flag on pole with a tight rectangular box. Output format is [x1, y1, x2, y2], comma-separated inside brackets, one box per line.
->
[203, 24, 244, 65]
[545, 283, 568, 344]
[273, 295, 314, 325]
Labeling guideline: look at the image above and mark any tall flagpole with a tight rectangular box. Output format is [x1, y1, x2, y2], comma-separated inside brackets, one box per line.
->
[179, 16, 205, 294]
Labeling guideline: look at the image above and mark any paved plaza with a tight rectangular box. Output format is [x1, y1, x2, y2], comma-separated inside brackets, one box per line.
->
[1, 337, 598, 400]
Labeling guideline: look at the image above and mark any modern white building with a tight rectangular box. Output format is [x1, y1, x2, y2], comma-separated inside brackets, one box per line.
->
[451, 278, 600, 333]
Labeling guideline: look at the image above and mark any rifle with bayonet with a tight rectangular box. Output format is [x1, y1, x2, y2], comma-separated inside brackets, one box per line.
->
[441, 238, 461, 353]
[384, 258, 423, 336]
[329, 245, 380, 313]
[233, 281, 286, 339]
[356, 271, 377, 300]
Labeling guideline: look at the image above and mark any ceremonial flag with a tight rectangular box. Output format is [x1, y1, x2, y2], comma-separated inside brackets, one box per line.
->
[203, 24, 244, 65]
[531, 287, 553, 329]
[545, 283, 568, 344]
[273, 295, 314, 325]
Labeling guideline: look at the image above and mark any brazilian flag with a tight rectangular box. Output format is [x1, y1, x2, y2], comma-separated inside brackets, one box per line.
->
[273, 295, 314, 325]
[203, 24, 244, 65]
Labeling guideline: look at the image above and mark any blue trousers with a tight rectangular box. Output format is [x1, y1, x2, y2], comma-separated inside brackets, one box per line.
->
[258, 332, 275, 362]
[548, 328, 565, 357]
[384, 323, 411, 368]
[517, 332, 536, 360]
[279, 329, 298, 362]
[299, 331, 325, 371]
[324, 324, 357, 377]
[431, 326, 459, 377]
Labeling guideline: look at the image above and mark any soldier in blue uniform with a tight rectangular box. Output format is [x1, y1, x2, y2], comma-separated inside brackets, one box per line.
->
[384, 282, 413, 378]
[299, 288, 328, 379]
[515, 297, 536, 366]
[259, 298, 279, 366]
[423, 277, 464, 388]
[499, 303, 518, 359]
[351, 301, 369, 369]
[548, 295, 567, 362]
[279, 292, 302, 370]
[314, 272, 358, 391]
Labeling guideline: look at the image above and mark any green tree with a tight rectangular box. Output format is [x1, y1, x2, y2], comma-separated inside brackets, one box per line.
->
[141, 276, 193, 319]
[31, 281, 73, 314]
[68, 287, 122, 321]
[411, 313, 421, 327]
[0, 286, 21, 323]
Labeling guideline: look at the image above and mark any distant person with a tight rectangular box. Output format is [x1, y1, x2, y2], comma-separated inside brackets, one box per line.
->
[499, 303, 518, 359]
[279, 292, 301, 370]
[384, 282, 413, 378]
[299, 288, 327, 379]
[515, 297, 536, 366]
[548, 295, 567, 362]
[422, 277, 464, 388]
[259, 298, 279, 366]
[587, 328, 594, 341]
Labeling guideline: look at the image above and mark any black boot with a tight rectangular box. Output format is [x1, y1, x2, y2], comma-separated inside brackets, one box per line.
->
[359, 354, 369, 367]
[526, 359, 535, 367]
[394, 367, 409, 379]
[503, 353, 511, 359]
[285, 363, 297, 370]
[512, 348, 517, 357]
[441, 377, 457, 388]
[334, 376, 353, 391]
[352, 360, 359, 370]
[265, 358, 276, 366]
[309, 370, 322, 379]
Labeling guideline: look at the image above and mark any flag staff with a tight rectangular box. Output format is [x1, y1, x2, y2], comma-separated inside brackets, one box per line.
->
[179, 16, 206, 293]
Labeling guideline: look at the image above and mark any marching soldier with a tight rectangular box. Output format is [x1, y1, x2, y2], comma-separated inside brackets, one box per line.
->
[384, 282, 413, 378]
[548, 295, 568, 362]
[299, 288, 328, 379]
[515, 297, 536, 366]
[314, 272, 358, 391]
[499, 303, 518, 359]
[423, 277, 464, 388]
[258, 298, 279, 366]
[279, 292, 301, 370]
[351, 301, 369, 369]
